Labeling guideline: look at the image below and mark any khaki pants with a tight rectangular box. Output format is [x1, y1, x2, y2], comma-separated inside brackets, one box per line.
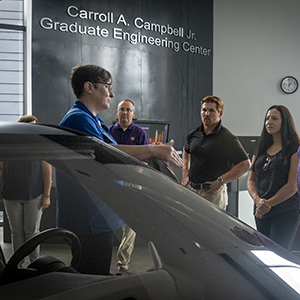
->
[3, 194, 43, 264]
[117, 224, 136, 270]
[188, 184, 228, 210]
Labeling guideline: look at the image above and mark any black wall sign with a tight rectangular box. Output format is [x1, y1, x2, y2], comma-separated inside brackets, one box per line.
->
[32, 0, 213, 149]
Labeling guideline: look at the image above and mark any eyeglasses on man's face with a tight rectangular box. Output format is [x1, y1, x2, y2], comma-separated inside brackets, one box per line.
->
[98, 81, 113, 92]
[118, 107, 133, 113]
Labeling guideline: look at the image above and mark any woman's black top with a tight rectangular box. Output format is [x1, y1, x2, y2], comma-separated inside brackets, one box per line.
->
[253, 145, 299, 218]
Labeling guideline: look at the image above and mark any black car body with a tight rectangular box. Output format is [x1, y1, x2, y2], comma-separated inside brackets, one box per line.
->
[0, 122, 300, 299]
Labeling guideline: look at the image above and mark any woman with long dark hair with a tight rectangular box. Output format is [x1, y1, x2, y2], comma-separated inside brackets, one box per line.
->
[247, 105, 300, 249]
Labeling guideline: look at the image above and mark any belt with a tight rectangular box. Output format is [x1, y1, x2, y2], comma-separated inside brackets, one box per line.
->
[189, 182, 210, 190]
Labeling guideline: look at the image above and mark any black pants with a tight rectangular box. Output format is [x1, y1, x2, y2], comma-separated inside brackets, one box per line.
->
[71, 231, 114, 275]
[255, 210, 300, 250]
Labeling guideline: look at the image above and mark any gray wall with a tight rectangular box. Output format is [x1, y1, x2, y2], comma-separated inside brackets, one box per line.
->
[31, 0, 213, 149]
[214, 0, 300, 230]
[214, 0, 300, 136]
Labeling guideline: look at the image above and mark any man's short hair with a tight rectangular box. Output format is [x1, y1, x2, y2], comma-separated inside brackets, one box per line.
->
[117, 99, 135, 111]
[70, 64, 112, 99]
[201, 96, 224, 113]
[18, 115, 38, 123]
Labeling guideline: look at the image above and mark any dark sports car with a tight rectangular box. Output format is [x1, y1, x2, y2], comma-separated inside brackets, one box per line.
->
[0, 122, 300, 299]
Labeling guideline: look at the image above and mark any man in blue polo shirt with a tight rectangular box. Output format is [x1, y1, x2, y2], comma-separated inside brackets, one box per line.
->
[109, 99, 148, 275]
[57, 64, 183, 275]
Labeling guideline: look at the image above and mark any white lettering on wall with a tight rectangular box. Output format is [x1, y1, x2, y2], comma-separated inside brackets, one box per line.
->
[182, 41, 211, 55]
[67, 6, 113, 23]
[38, 5, 211, 56]
[133, 17, 184, 37]
[113, 28, 180, 52]
[116, 14, 127, 25]
[40, 17, 109, 37]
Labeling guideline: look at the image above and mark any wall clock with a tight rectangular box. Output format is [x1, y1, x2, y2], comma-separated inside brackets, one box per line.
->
[280, 76, 298, 94]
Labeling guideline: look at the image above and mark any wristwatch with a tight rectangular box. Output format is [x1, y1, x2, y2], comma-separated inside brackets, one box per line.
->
[217, 177, 224, 185]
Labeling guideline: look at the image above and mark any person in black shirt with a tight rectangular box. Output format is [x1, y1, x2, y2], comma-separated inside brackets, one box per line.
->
[248, 105, 300, 249]
[182, 96, 250, 210]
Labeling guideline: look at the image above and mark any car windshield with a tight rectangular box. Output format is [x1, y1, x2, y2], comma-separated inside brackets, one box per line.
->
[1, 122, 300, 299]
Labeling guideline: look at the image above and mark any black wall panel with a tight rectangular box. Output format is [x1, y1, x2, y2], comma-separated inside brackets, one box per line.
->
[32, 0, 213, 149]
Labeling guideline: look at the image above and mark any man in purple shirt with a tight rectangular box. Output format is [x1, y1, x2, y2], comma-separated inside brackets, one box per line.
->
[109, 99, 148, 275]
[109, 99, 149, 146]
